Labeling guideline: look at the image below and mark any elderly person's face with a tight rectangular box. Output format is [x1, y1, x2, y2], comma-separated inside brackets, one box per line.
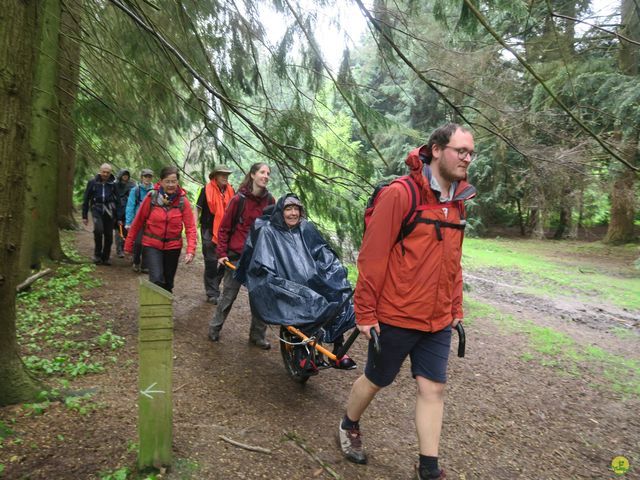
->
[161, 173, 179, 194]
[283, 205, 301, 228]
[99, 166, 112, 181]
[214, 173, 230, 189]
[141, 173, 153, 186]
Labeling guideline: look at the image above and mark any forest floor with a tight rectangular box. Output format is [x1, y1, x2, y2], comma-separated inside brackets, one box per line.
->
[1, 228, 639, 480]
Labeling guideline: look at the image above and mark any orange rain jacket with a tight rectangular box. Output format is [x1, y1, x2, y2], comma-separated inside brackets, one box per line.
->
[354, 145, 476, 333]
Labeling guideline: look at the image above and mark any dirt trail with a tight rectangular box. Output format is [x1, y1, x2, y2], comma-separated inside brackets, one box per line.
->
[2, 228, 639, 480]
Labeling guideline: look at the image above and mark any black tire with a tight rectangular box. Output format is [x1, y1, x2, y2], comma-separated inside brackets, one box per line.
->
[279, 326, 311, 384]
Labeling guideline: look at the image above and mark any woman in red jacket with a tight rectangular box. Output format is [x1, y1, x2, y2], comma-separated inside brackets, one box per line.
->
[208, 162, 275, 348]
[125, 166, 197, 293]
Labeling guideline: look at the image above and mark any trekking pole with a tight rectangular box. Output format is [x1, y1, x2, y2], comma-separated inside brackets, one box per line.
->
[455, 323, 466, 358]
[224, 260, 236, 270]
[119, 223, 124, 239]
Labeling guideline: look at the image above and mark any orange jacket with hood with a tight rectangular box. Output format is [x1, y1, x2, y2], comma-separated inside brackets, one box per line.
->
[354, 145, 476, 332]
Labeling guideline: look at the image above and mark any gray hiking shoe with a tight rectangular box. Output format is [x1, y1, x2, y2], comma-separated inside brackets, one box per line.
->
[415, 464, 446, 479]
[249, 338, 271, 350]
[338, 421, 367, 464]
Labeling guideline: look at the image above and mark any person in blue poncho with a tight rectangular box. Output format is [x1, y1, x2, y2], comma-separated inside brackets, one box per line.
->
[234, 193, 356, 371]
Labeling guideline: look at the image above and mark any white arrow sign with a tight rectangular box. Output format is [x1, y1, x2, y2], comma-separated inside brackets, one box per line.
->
[140, 382, 165, 399]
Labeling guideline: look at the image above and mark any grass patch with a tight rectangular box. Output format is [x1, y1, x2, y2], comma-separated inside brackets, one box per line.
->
[463, 238, 640, 310]
[465, 297, 640, 398]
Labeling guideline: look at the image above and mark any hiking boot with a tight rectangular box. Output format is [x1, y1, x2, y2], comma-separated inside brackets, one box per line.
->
[338, 421, 367, 464]
[207, 296, 218, 304]
[101, 259, 112, 266]
[208, 331, 220, 342]
[249, 338, 271, 350]
[93, 256, 102, 265]
[117, 252, 125, 258]
[132, 263, 141, 273]
[415, 465, 446, 479]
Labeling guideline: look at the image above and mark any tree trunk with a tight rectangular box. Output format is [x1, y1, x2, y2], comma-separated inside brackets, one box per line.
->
[604, 164, 637, 244]
[20, 0, 63, 274]
[605, 0, 639, 244]
[56, 0, 82, 230]
[515, 198, 525, 236]
[0, 0, 41, 406]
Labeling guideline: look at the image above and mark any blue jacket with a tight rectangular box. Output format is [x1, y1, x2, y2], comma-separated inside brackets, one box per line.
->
[82, 174, 117, 219]
[125, 183, 153, 226]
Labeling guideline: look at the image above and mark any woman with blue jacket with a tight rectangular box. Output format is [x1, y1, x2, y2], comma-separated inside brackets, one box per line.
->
[125, 169, 154, 272]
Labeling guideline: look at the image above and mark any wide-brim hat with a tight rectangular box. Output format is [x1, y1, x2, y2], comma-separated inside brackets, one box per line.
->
[209, 165, 233, 179]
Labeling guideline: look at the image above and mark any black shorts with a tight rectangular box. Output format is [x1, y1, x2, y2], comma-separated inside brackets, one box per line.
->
[364, 322, 452, 387]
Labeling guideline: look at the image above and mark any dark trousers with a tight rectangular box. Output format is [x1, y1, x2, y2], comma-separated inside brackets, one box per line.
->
[92, 211, 115, 261]
[209, 265, 267, 342]
[201, 228, 224, 299]
[133, 229, 146, 268]
[144, 247, 181, 293]
[115, 224, 127, 255]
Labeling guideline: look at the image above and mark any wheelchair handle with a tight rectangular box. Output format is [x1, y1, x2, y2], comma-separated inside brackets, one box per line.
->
[455, 323, 466, 358]
[370, 327, 381, 355]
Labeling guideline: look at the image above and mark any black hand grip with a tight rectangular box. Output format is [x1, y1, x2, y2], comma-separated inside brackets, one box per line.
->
[370, 327, 381, 369]
[455, 323, 465, 358]
[334, 328, 360, 360]
[370, 327, 381, 355]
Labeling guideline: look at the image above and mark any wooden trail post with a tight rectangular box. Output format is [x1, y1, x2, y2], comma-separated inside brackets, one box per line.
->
[138, 279, 173, 469]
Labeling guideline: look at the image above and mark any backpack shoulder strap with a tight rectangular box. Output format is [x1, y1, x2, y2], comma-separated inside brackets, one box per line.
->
[392, 175, 420, 227]
[229, 193, 246, 237]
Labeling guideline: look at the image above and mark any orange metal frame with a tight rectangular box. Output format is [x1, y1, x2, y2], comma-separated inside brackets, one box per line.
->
[223, 260, 337, 362]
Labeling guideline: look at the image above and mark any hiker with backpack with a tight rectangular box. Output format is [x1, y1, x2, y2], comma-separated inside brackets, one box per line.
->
[114, 169, 136, 258]
[82, 163, 118, 265]
[195, 165, 235, 304]
[124, 166, 197, 293]
[208, 162, 275, 349]
[338, 123, 477, 480]
[125, 168, 154, 273]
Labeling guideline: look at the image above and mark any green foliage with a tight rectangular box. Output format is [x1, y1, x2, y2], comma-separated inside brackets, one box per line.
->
[99, 467, 130, 480]
[16, 243, 125, 381]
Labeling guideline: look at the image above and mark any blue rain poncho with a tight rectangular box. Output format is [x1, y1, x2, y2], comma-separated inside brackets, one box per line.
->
[234, 194, 355, 343]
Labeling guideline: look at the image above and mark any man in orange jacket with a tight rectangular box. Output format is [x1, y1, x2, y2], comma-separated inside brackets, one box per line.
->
[196, 165, 235, 304]
[338, 123, 477, 480]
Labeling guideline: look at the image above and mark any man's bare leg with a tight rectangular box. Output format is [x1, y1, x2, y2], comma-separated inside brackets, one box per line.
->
[415, 375, 445, 456]
[346, 374, 381, 421]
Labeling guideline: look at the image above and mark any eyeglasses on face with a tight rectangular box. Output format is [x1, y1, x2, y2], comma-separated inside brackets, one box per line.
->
[442, 145, 477, 162]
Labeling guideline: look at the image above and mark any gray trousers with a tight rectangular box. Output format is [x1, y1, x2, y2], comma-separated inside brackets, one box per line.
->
[209, 266, 267, 342]
[201, 228, 224, 299]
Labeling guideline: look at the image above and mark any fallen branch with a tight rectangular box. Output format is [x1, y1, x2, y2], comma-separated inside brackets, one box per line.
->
[218, 435, 271, 454]
[16, 268, 53, 293]
[284, 431, 342, 480]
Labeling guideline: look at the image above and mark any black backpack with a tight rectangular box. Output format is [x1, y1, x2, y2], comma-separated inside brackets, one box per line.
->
[229, 192, 274, 237]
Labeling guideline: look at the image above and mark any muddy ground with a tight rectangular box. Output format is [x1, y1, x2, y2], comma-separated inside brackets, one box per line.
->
[1, 229, 639, 480]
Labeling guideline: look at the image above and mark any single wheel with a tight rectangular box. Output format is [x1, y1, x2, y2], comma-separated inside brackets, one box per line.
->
[279, 326, 311, 384]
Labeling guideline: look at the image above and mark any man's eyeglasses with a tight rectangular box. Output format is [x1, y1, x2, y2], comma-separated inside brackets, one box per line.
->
[443, 145, 477, 162]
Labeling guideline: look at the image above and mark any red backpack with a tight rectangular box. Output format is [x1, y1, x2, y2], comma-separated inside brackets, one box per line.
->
[364, 175, 467, 254]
